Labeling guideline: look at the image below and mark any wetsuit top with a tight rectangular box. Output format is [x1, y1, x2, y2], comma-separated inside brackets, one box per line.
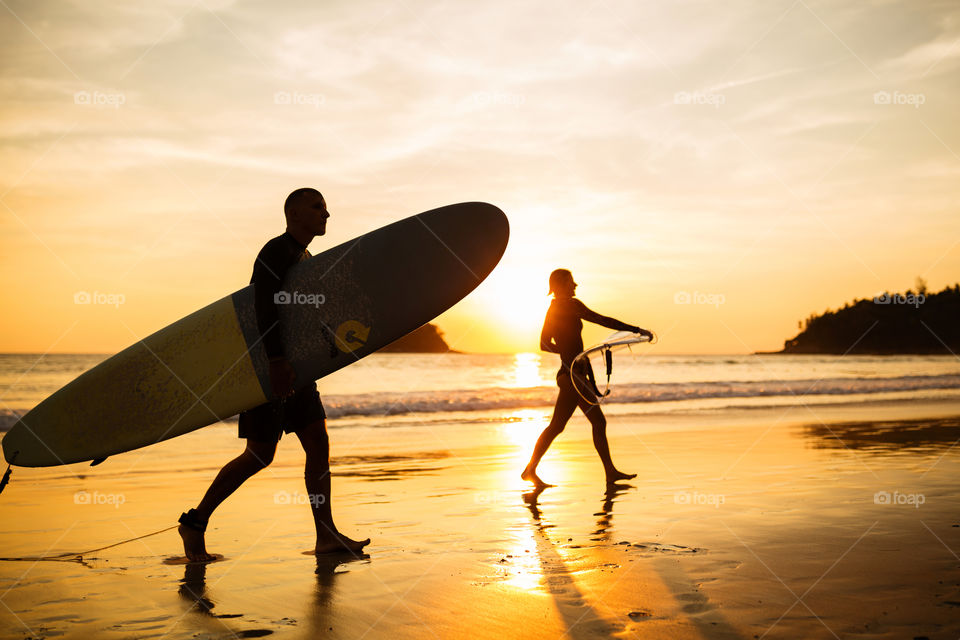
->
[251, 231, 310, 359]
[541, 297, 637, 368]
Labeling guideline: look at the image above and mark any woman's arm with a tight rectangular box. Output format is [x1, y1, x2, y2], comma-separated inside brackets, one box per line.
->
[540, 309, 560, 353]
[540, 325, 559, 353]
[575, 300, 642, 334]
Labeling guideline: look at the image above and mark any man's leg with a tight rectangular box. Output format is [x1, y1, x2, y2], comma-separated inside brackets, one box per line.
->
[296, 420, 370, 555]
[179, 438, 278, 561]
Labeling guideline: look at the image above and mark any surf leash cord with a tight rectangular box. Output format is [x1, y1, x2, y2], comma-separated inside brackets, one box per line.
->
[0, 524, 180, 563]
[568, 329, 657, 406]
[570, 348, 612, 406]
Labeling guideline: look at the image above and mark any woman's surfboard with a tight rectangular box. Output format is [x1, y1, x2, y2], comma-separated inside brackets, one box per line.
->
[570, 331, 651, 403]
[3, 202, 509, 467]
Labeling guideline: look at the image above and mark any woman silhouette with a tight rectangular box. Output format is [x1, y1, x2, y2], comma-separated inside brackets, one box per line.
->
[522, 269, 652, 487]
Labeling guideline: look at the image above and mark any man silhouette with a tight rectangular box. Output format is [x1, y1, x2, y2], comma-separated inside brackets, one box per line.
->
[178, 188, 370, 561]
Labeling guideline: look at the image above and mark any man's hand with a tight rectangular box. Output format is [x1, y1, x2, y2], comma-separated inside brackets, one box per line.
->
[269, 357, 296, 398]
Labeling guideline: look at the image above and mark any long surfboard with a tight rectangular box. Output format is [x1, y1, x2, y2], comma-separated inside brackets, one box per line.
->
[3, 202, 509, 467]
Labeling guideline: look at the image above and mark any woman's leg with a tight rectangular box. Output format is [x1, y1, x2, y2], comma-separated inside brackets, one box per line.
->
[522, 378, 579, 486]
[573, 392, 636, 484]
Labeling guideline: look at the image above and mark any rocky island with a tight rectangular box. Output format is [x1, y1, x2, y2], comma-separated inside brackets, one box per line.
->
[776, 281, 959, 355]
[379, 323, 455, 353]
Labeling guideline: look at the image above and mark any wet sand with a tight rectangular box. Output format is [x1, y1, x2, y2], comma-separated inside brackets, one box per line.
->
[2, 399, 960, 639]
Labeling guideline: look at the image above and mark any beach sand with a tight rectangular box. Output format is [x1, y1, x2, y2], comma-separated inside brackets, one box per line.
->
[2, 399, 960, 639]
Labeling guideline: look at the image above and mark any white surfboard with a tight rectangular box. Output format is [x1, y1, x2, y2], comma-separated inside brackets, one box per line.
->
[570, 331, 651, 403]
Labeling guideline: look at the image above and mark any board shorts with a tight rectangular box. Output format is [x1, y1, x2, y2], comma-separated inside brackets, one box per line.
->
[238, 382, 326, 442]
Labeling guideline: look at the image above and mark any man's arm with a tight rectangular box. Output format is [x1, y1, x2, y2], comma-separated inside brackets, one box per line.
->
[253, 256, 284, 359]
[252, 249, 296, 397]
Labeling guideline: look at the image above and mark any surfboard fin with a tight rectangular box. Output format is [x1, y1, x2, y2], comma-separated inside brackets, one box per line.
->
[90, 457, 107, 466]
[0, 464, 12, 495]
[0, 450, 18, 495]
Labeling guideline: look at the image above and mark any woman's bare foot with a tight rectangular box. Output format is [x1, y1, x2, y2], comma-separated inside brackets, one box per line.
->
[521, 467, 555, 488]
[314, 532, 370, 555]
[178, 524, 217, 563]
[605, 470, 637, 484]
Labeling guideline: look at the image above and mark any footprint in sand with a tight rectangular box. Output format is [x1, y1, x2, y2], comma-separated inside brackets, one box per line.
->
[628, 610, 653, 620]
[677, 591, 713, 614]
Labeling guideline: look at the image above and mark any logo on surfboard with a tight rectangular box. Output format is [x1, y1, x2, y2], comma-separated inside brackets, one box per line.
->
[335, 320, 370, 353]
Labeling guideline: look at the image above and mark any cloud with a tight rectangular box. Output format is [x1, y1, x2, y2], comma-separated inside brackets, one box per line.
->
[2, 0, 960, 352]
[879, 33, 960, 78]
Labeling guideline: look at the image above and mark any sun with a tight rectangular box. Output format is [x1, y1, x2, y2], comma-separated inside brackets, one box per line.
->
[482, 266, 552, 338]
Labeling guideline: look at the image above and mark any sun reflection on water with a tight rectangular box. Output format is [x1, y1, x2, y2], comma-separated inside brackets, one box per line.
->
[502, 410, 546, 449]
[500, 408, 567, 494]
[494, 358, 575, 593]
[512, 352, 544, 387]
[501, 525, 544, 592]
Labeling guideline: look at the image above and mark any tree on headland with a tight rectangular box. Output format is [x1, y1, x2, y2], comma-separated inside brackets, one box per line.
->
[779, 282, 960, 355]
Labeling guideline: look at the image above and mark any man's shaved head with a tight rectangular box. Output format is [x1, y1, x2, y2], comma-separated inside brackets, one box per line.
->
[283, 187, 329, 244]
[284, 187, 323, 220]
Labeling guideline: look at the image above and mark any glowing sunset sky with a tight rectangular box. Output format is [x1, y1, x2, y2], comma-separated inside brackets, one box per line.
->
[1, 0, 958, 354]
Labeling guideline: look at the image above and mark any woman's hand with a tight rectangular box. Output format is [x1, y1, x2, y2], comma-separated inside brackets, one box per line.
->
[634, 327, 654, 341]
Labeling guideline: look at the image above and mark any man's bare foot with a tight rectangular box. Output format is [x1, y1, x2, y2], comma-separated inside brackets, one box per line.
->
[314, 533, 370, 555]
[605, 470, 637, 484]
[178, 524, 217, 563]
[521, 467, 555, 488]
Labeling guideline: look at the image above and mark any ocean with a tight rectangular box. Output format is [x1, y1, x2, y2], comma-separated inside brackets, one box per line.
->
[3, 351, 960, 639]
[2, 351, 960, 432]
